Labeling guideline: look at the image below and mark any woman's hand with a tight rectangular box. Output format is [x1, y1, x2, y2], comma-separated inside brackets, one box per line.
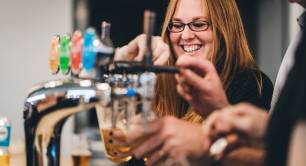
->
[114, 34, 170, 65]
[175, 55, 229, 117]
[112, 116, 210, 166]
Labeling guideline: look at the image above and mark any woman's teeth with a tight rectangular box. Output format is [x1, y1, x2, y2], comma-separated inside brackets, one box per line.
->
[182, 45, 201, 53]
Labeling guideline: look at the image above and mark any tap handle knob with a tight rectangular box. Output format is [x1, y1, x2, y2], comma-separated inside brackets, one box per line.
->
[49, 35, 60, 74]
[143, 10, 156, 67]
[100, 21, 113, 47]
[95, 21, 114, 74]
[70, 30, 83, 75]
[82, 28, 97, 74]
[59, 34, 71, 75]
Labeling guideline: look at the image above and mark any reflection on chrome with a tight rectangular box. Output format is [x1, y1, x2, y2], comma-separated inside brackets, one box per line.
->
[23, 79, 103, 166]
[23, 71, 158, 166]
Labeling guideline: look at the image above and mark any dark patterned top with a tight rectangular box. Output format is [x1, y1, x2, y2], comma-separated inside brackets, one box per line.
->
[226, 69, 273, 110]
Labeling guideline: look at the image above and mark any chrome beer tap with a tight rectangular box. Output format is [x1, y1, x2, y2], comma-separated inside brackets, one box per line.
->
[23, 13, 179, 166]
[140, 10, 157, 130]
[23, 25, 114, 166]
[24, 79, 101, 166]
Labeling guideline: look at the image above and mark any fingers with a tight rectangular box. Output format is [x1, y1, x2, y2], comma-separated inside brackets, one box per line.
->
[113, 34, 146, 62]
[132, 129, 165, 159]
[125, 119, 162, 147]
[175, 74, 190, 91]
[130, 116, 180, 165]
[176, 84, 192, 102]
[111, 128, 125, 140]
[112, 117, 161, 148]
[229, 103, 263, 116]
[225, 134, 243, 148]
[203, 104, 268, 141]
[114, 46, 130, 61]
[203, 111, 221, 139]
[152, 37, 170, 65]
[212, 109, 242, 134]
[175, 74, 193, 101]
[146, 133, 188, 166]
[203, 106, 244, 140]
[153, 46, 170, 65]
[112, 119, 164, 160]
[226, 103, 268, 139]
[215, 104, 261, 137]
[112, 138, 130, 148]
[176, 55, 214, 74]
[132, 35, 147, 62]
[145, 137, 176, 166]
[146, 146, 168, 166]
[114, 34, 170, 65]
[179, 69, 206, 91]
[209, 134, 248, 161]
[135, 35, 170, 64]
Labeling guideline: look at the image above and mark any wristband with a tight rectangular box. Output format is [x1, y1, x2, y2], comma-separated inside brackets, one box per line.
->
[209, 137, 228, 166]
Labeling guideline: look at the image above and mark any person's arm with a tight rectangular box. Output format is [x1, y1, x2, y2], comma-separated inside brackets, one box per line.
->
[219, 120, 306, 166]
[201, 103, 269, 166]
[287, 120, 306, 166]
[222, 147, 265, 166]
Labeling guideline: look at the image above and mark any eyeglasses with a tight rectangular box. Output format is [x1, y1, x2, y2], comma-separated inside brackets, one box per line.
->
[167, 20, 210, 33]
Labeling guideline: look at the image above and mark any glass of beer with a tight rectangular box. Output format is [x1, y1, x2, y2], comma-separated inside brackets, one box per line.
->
[96, 98, 134, 163]
[71, 134, 91, 166]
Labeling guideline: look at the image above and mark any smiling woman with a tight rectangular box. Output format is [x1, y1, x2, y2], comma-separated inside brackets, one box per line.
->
[114, 0, 274, 121]
[115, 0, 273, 122]
[153, 0, 273, 122]
[112, 0, 274, 165]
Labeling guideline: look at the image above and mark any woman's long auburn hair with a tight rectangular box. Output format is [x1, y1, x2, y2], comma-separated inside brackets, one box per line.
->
[153, 0, 262, 122]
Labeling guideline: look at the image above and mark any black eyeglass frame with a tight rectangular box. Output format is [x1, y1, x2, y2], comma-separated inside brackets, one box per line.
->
[167, 20, 211, 33]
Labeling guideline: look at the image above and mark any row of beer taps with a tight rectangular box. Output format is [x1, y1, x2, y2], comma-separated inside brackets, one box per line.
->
[23, 10, 178, 166]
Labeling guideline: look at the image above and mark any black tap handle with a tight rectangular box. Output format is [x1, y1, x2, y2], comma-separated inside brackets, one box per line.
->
[109, 61, 179, 74]
[143, 10, 156, 67]
[147, 65, 180, 74]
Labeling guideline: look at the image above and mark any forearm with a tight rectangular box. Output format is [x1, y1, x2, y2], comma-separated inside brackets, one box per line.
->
[221, 147, 265, 166]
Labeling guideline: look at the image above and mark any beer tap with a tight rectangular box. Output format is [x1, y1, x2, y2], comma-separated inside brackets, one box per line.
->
[23, 25, 114, 166]
[107, 10, 179, 133]
[139, 10, 157, 131]
[23, 13, 179, 166]
[24, 79, 99, 166]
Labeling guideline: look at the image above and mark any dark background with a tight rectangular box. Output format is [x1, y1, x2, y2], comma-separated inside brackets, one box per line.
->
[83, 0, 168, 47]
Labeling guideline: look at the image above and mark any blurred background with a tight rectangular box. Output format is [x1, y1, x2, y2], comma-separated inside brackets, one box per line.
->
[0, 0, 304, 163]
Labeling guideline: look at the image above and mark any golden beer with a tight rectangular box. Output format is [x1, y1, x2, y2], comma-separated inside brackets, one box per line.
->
[0, 153, 9, 166]
[100, 128, 132, 163]
[71, 154, 90, 166]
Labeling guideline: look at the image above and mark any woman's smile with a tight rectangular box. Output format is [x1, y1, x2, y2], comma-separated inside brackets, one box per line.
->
[181, 44, 202, 53]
